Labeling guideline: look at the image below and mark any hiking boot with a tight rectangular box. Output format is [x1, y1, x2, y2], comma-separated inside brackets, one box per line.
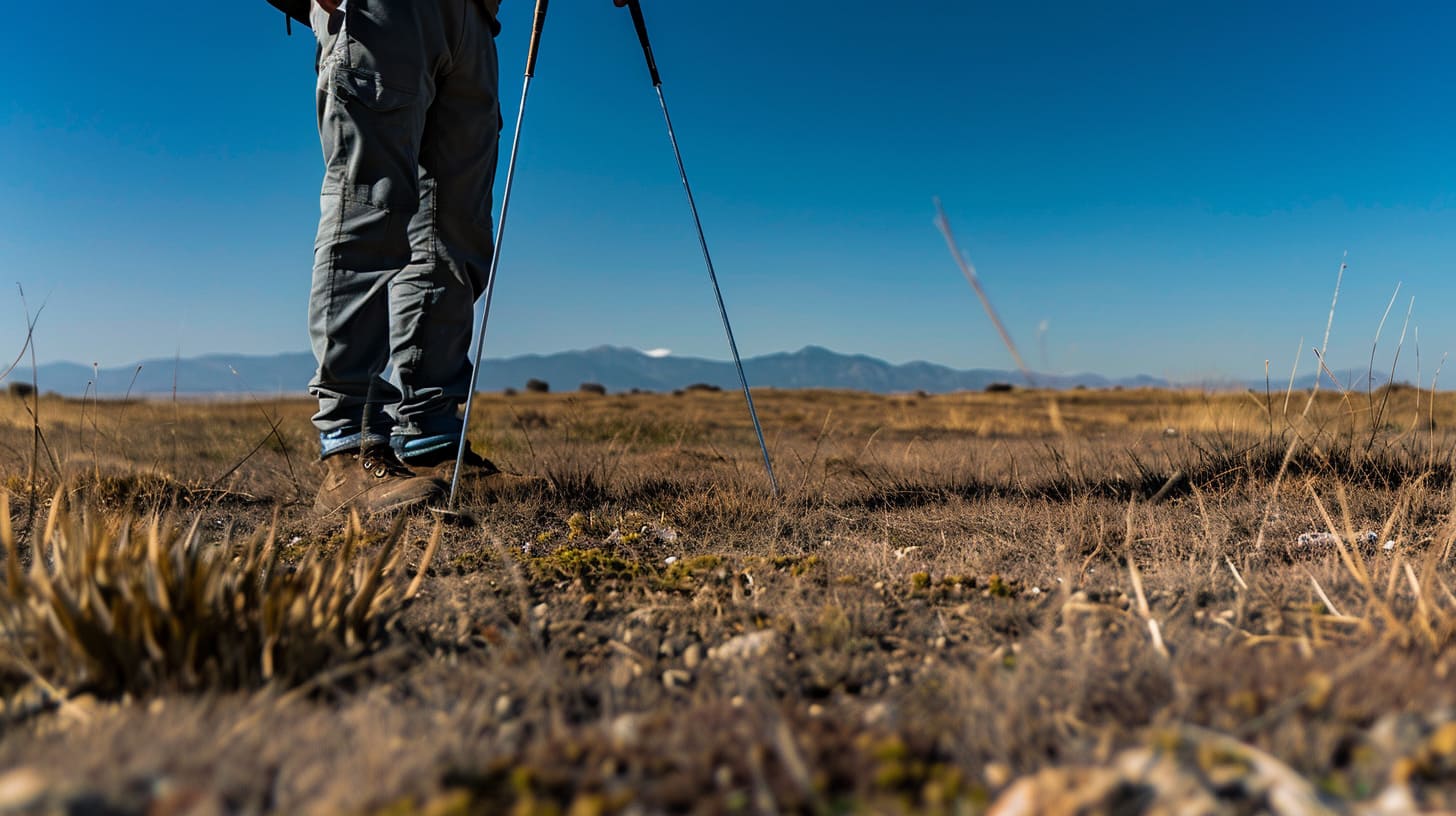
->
[314, 446, 447, 516]
[399, 443, 548, 500]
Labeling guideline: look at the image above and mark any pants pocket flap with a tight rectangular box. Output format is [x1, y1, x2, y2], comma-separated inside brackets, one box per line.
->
[331, 67, 416, 112]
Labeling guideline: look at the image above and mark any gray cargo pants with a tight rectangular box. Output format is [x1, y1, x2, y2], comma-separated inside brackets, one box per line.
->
[308, 0, 500, 460]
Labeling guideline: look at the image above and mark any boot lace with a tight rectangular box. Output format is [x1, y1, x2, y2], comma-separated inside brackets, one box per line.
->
[359, 447, 415, 480]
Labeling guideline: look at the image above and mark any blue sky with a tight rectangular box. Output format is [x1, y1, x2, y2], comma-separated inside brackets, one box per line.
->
[2, 1, 1453, 381]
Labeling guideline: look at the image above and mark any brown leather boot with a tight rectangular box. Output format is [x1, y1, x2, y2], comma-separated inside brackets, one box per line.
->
[400, 443, 548, 501]
[314, 446, 446, 516]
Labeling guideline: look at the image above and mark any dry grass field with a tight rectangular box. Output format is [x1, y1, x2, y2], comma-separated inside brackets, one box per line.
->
[5, 383, 1456, 813]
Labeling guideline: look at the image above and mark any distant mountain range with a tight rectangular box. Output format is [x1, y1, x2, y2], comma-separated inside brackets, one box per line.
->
[7, 346, 1386, 398]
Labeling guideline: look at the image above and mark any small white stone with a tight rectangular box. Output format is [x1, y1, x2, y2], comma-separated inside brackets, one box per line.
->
[608, 714, 642, 748]
[709, 630, 779, 663]
[0, 768, 47, 811]
[683, 643, 703, 670]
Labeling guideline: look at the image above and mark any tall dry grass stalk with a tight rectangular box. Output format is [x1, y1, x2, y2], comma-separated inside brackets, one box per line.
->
[934, 200, 1067, 436]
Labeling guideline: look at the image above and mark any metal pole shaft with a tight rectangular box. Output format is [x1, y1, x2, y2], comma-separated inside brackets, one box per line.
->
[652, 85, 779, 496]
[452, 0, 550, 508]
[450, 74, 530, 507]
[619, 0, 775, 494]
[451, 1, 552, 508]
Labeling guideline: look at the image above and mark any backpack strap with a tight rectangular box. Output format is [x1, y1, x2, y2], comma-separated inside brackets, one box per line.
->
[265, 0, 312, 29]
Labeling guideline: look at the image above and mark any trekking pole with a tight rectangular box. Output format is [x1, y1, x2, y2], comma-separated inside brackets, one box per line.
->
[618, 0, 780, 496]
[451, 0, 551, 508]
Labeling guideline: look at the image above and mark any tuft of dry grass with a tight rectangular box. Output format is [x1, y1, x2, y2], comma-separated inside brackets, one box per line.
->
[0, 492, 437, 700]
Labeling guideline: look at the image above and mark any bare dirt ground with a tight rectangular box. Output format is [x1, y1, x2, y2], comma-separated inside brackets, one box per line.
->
[4, 385, 1456, 814]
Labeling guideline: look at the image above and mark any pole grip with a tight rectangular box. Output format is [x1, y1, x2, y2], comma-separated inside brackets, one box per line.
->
[625, 0, 662, 87]
[525, 0, 550, 78]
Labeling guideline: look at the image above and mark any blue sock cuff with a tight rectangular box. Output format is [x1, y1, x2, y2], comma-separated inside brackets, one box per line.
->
[393, 433, 460, 462]
[320, 429, 391, 458]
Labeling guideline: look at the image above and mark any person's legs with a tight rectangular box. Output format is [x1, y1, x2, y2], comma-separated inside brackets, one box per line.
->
[388, 0, 502, 464]
[308, 0, 451, 457]
[307, 0, 459, 513]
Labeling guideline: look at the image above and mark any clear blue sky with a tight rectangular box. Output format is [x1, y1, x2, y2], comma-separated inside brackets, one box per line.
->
[2, 1, 1453, 381]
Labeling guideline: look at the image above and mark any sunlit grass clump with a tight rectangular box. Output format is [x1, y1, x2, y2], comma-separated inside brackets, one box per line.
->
[0, 493, 437, 698]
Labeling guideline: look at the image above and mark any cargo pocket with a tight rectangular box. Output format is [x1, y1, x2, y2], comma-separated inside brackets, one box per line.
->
[321, 66, 422, 212]
[330, 66, 415, 111]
